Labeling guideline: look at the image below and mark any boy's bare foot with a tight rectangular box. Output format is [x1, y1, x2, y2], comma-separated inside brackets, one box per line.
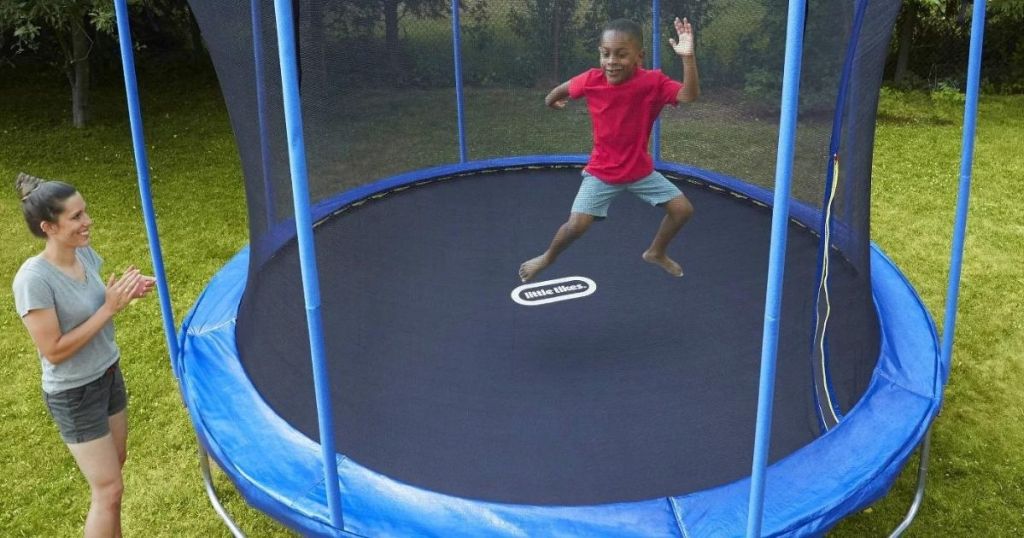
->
[642, 250, 684, 277]
[519, 254, 552, 282]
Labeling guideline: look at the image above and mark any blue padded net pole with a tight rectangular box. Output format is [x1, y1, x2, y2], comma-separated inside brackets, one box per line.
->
[112, 0, 178, 364]
[251, 0, 276, 227]
[808, 0, 868, 431]
[272, 0, 344, 529]
[746, 0, 807, 535]
[942, 0, 985, 379]
[452, 0, 468, 163]
[651, 0, 662, 163]
[892, 7, 985, 536]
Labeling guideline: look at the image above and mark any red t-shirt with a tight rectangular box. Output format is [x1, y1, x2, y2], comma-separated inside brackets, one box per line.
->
[569, 67, 683, 184]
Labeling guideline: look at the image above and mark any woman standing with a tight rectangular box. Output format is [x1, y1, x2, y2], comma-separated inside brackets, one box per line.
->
[12, 173, 154, 537]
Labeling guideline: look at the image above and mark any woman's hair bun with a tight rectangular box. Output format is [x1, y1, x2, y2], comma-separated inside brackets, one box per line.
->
[16, 172, 44, 202]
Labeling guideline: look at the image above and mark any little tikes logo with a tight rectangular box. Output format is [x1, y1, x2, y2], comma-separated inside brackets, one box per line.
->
[511, 276, 596, 306]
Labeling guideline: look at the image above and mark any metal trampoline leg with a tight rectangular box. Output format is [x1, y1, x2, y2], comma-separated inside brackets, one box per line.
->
[888, 427, 932, 537]
[199, 444, 247, 538]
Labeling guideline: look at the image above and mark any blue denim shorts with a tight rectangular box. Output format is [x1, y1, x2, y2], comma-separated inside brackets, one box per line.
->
[570, 170, 683, 218]
[43, 362, 127, 444]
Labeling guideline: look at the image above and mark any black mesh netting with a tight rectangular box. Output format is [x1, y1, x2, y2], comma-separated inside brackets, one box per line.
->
[187, 0, 900, 504]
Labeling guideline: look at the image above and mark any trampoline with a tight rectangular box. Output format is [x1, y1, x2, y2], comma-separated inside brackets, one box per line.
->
[178, 159, 942, 536]
[109, 0, 985, 535]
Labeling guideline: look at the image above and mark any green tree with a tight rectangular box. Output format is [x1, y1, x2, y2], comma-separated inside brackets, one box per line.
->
[892, 0, 1024, 89]
[892, 0, 955, 85]
[1, 1, 112, 127]
[320, 0, 449, 82]
[986, 0, 1024, 91]
[510, 0, 582, 86]
[0, 0, 200, 127]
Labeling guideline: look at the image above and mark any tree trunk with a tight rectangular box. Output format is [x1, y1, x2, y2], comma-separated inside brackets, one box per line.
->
[70, 15, 90, 128]
[187, 6, 205, 54]
[384, 0, 401, 82]
[894, 4, 916, 85]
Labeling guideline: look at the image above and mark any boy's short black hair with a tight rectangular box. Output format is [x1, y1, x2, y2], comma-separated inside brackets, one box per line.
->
[602, 19, 644, 47]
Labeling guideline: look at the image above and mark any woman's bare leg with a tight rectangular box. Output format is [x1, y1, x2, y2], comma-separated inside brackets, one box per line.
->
[107, 410, 127, 538]
[67, 432, 124, 538]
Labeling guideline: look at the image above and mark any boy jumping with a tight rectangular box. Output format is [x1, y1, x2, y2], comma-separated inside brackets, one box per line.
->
[519, 17, 700, 283]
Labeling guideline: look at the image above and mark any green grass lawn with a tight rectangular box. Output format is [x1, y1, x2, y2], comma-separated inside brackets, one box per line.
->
[0, 65, 1021, 536]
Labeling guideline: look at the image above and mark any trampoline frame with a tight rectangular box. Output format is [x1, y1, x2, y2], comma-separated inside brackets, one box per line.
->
[109, 0, 989, 535]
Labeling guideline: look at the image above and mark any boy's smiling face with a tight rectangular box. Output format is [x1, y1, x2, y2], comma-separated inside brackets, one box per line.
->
[599, 30, 643, 85]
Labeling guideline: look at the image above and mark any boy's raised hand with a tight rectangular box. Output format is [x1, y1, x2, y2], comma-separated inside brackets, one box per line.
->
[669, 17, 695, 57]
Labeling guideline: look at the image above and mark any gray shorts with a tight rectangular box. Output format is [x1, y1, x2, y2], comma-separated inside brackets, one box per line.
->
[43, 362, 127, 444]
[571, 170, 683, 218]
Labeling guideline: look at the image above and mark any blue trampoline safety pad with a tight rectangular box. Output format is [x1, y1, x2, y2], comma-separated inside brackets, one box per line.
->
[177, 244, 942, 537]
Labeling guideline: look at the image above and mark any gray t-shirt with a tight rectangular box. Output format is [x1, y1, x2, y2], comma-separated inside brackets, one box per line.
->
[12, 246, 120, 394]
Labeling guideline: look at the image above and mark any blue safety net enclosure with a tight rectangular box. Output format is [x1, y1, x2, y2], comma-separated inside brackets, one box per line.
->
[176, 0, 946, 535]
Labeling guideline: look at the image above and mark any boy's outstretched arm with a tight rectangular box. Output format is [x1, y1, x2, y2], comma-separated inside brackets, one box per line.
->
[669, 17, 701, 103]
[545, 81, 571, 109]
